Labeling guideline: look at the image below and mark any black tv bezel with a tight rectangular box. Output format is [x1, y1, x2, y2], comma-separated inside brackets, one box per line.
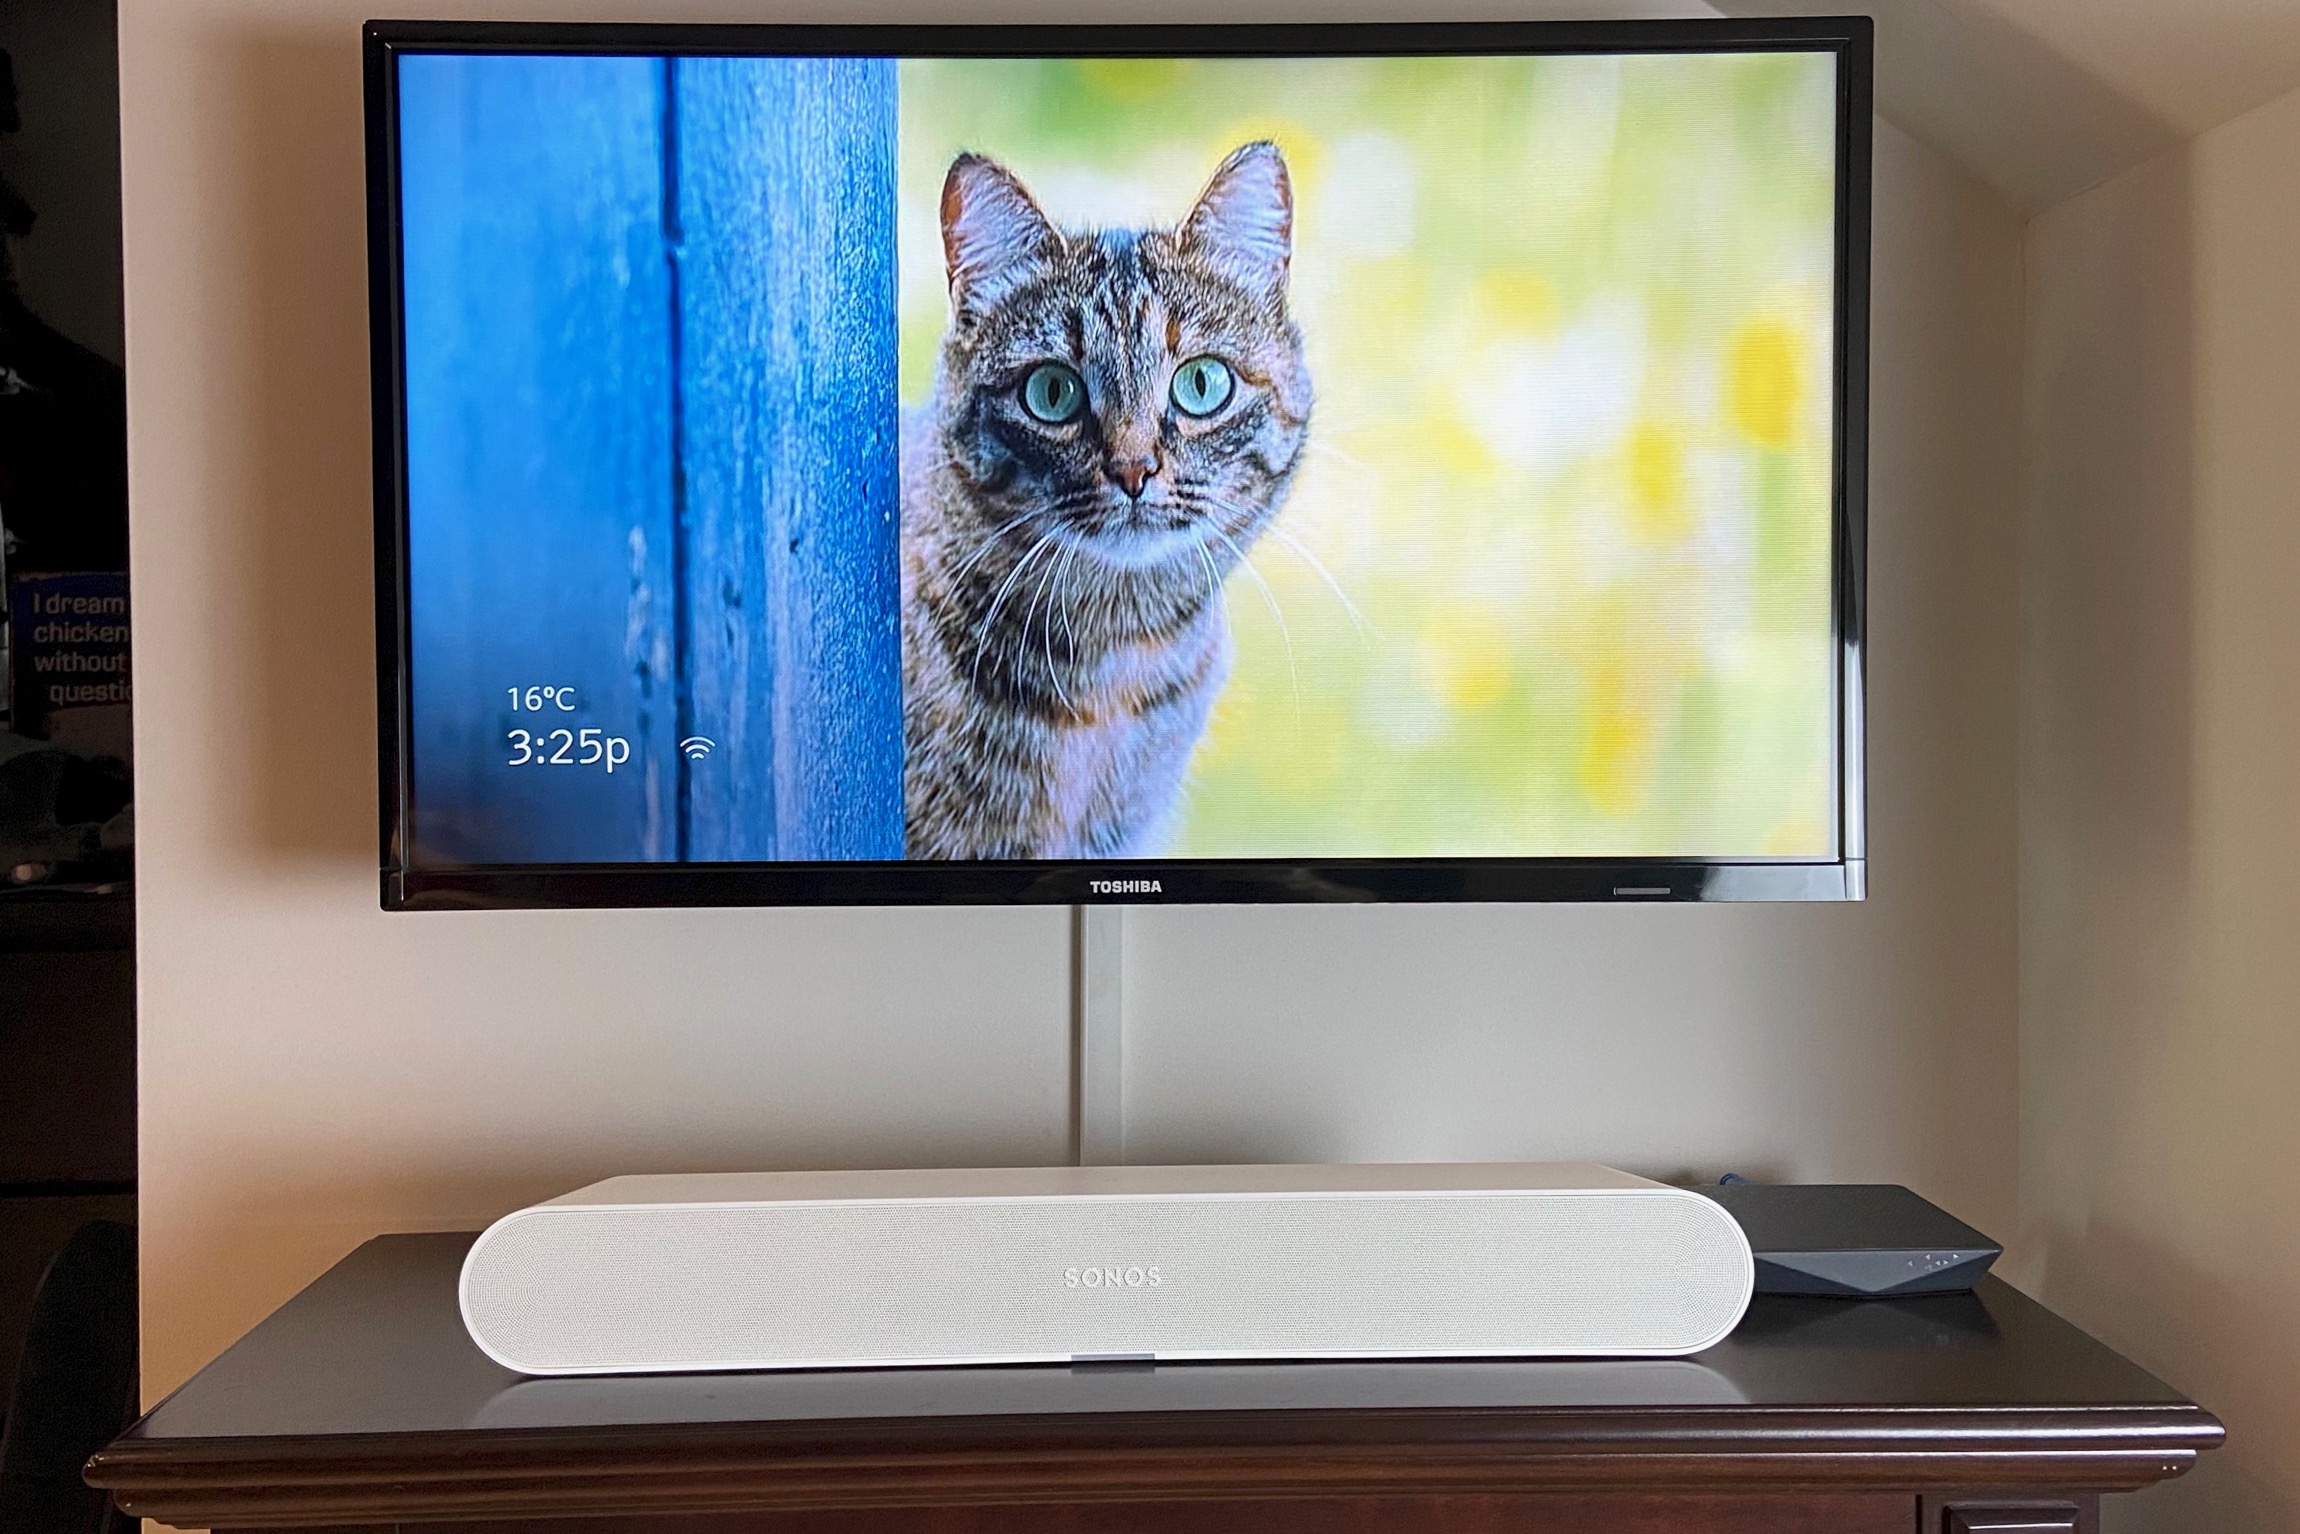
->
[365, 15, 1873, 912]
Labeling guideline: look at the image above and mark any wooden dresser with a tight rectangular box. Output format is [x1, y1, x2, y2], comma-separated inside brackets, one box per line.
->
[88, 1232, 2221, 1533]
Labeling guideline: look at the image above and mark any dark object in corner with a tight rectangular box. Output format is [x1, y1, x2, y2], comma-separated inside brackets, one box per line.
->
[0, 50, 131, 580]
[1698, 1183, 2002, 1297]
[0, 1219, 137, 1534]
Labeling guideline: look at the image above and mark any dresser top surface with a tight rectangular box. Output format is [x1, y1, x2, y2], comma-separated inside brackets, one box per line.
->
[91, 1231, 2223, 1527]
[124, 1230, 2198, 1443]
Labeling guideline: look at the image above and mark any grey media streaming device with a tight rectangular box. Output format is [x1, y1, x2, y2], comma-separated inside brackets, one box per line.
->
[1694, 1184, 2003, 1298]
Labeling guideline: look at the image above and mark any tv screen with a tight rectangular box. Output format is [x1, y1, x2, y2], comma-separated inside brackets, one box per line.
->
[366, 18, 1870, 909]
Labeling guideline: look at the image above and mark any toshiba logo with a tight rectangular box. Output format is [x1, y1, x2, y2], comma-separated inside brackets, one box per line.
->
[1089, 879, 1162, 895]
[1064, 1265, 1164, 1289]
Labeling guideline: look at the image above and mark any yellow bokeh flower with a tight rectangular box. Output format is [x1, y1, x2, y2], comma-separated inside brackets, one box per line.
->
[1421, 613, 1515, 712]
[1626, 418, 1691, 542]
[1475, 269, 1560, 338]
[1727, 317, 1804, 449]
[1428, 411, 1501, 479]
[1577, 659, 1655, 818]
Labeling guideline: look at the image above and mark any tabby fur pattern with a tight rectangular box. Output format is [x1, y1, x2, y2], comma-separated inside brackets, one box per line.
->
[901, 142, 1312, 859]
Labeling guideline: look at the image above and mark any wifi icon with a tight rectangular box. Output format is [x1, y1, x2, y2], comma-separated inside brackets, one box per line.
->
[679, 737, 716, 760]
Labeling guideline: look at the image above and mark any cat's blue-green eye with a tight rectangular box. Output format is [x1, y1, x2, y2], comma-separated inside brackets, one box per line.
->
[1021, 363, 1086, 425]
[1170, 356, 1235, 417]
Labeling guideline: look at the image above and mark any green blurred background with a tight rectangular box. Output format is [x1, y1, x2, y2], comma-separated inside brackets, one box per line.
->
[899, 52, 1841, 859]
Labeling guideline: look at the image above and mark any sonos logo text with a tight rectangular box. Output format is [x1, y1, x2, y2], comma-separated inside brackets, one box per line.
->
[1089, 879, 1163, 895]
[1063, 1265, 1164, 1289]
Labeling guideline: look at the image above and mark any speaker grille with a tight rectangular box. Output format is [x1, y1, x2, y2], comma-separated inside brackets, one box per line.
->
[464, 1187, 1751, 1374]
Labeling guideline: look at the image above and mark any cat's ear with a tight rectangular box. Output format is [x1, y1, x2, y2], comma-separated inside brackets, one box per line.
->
[942, 154, 1061, 326]
[1182, 141, 1293, 301]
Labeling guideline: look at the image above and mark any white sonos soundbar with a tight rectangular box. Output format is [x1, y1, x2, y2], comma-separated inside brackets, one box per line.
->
[461, 1163, 1755, 1376]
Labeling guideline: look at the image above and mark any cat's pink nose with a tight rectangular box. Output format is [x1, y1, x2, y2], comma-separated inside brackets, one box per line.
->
[1107, 456, 1159, 500]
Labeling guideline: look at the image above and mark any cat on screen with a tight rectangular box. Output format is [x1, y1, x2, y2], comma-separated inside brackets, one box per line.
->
[901, 142, 1312, 859]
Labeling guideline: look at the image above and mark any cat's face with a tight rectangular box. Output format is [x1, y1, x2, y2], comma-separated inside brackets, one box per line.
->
[934, 143, 1311, 574]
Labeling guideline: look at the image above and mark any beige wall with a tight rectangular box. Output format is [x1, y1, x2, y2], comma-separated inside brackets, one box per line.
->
[121, 0, 2028, 1424]
[2021, 81, 2300, 1533]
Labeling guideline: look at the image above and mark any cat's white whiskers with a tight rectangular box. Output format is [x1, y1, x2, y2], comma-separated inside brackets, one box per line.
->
[1205, 523, 1301, 724]
[943, 502, 1068, 589]
[1264, 523, 1376, 645]
[970, 530, 1064, 694]
[1181, 484, 1374, 651]
[1191, 545, 1227, 641]
[944, 524, 1027, 589]
[1055, 542, 1089, 701]
[1028, 543, 1079, 714]
[1294, 443, 1387, 541]
[1305, 439, 1380, 483]
[1018, 557, 1052, 700]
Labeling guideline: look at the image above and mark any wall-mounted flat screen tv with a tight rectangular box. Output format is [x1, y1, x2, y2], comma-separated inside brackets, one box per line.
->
[367, 17, 1871, 909]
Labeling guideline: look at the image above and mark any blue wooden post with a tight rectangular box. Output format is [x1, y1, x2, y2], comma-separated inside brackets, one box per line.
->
[673, 57, 904, 862]
[399, 54, 679, 865]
